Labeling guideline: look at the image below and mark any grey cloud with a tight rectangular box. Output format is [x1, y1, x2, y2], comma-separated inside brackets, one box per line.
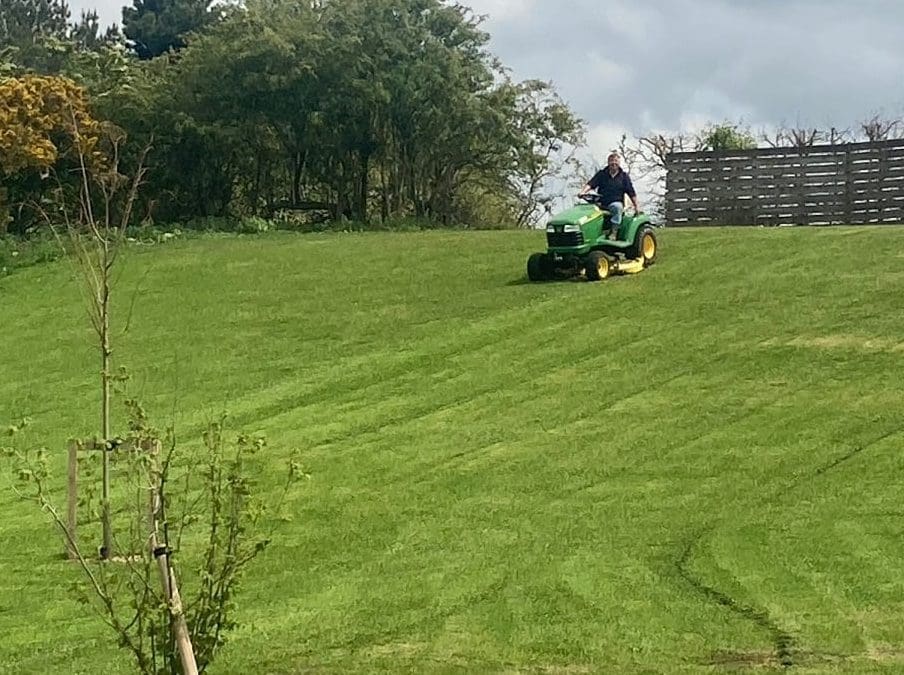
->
[470, 0, 904, 136]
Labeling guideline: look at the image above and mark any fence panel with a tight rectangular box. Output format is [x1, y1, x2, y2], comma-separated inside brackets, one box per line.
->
[665, 140, 904, 225]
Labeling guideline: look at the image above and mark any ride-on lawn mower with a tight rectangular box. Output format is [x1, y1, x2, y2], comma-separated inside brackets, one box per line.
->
[526, 193, 658, 282]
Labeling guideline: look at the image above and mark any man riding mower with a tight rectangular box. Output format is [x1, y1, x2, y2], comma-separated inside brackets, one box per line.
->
[526, 152, 658, 282]
[579, 151, 641, 239]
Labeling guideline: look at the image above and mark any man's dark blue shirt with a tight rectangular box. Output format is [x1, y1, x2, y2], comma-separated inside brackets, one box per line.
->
[588, 167, 636, 206]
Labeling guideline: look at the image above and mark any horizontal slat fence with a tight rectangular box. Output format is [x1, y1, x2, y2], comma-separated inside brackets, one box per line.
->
[666, 139, 904, 226]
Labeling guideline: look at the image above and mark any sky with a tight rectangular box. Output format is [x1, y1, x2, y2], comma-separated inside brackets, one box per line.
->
[70, 0, 904, 168]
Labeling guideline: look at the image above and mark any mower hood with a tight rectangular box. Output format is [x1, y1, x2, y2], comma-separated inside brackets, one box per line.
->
[547, 204, 603, 227]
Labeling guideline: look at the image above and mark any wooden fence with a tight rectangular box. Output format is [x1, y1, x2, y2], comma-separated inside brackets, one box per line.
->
[665, 139, 904, 226]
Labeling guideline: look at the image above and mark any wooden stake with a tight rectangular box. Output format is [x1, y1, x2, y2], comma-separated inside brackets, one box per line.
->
[66, 441, 79, 560]
[147, 440, 198, 675]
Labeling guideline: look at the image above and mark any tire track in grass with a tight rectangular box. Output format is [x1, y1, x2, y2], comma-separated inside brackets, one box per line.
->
[244, 281, 816, 662]
[308, 570, 512, 657]
[331, 342, 804, 513]
[776, 425, 904, 497]
[192, 286, 732, 466]
[223, 331, 819, 669]
[673, 420, 904, 669]
[677, 529, 797, 669]
[753, 424, 904, 664]
[607, 382, 820, 667]
[189, 271, 730, 444]
[283, 352, 699, 497]
[369, 352, 816, 666]
[657, 385, 838, 670]
[158, 301, 582, 443]
[252, 317, 610, 443]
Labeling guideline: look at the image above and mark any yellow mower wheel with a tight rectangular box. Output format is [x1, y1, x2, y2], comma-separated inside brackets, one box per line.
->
[643, 233, 656, 258]
[585, 251, 611, 281]
[634, 226, 658, 266]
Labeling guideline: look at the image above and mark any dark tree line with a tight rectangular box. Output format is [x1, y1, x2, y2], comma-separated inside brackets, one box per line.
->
[1, 0, 585, 233]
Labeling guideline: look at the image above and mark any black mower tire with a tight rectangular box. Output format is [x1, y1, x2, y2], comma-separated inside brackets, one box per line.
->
[585, 251, 611, 282]
[527, 252, 552, 281]
[630, 226, 658, 266]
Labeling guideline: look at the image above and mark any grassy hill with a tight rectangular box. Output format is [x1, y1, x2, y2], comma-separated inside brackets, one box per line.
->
[2, 227, 904, 674]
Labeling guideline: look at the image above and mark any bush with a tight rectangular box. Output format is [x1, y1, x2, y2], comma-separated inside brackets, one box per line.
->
[0, 234, 65, 277]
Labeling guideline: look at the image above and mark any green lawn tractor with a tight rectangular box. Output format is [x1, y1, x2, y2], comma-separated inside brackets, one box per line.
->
[526, 193, 659, 282]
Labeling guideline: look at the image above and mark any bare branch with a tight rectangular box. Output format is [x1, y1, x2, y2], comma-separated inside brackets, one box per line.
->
[827, 126, 853, 144]
[860, 113, 902, 142]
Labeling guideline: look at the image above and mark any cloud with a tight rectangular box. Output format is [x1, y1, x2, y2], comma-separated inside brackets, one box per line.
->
[586, 122, 630, 161]
[468, 0, 536, 22]
[469, 0, 904, 136]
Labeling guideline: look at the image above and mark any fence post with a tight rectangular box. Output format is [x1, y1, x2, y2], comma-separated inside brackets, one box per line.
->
[879, 144, 889, 223]
[843, 147, 853, 224]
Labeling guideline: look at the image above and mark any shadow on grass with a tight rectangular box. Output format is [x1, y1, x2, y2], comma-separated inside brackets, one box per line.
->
[505, 275, 590, 287]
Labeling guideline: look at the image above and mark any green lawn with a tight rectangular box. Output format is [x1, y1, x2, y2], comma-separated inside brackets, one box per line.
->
[2, 227, 904, 674]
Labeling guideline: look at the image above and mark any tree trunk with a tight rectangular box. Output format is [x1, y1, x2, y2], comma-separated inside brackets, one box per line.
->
[0, 187, 9, 234]
[357, 152, 370, 222]
[250, 153, 263, 213]
[334, 181, 346, 222]
[409, 165, 423, 218]
[380, 160, 389, 223]
[100, 240, 112, 559]
[291, 150, 307, 206]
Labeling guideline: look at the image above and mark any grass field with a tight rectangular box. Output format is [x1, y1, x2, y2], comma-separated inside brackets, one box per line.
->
[2, 227, 904, 674]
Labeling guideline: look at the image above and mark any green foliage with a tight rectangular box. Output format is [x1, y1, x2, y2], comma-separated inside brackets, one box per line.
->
[94, 0, 583, 228]
[2, 400, 303, 674]
[698, 121, 758, 151]
[0, 232, 64, 275]
[0, 0, 70, 71]
[122, 0, 220, 59]
[3, 0, 585, 231]
[185, 416, 303, 671]
[0, 0, 121, 73]
[69, 9, 119, 50]
[0, 0, 69, 40]
[500, 79, 585, 226]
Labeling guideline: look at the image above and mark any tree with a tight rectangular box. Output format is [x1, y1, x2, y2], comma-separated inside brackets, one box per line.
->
[0, 0, 120, 73]
[4, 404, 304, 673]
[608, 131, 704, 220]
[3, 0, 586, 229]
[0, 75, 104, 232]
[70, 8, 121, 50]
[122, 0, 219, 59]
[157, 0, 566, 226]
[502, 79, 585, 227]
[0, 0, 70, 71]
[860, 113, 902, 142]
[698, 121, 757, 151]
[2, 106, 305, 670]
[22, 90, 150, 559]
[0, 0, 70, 50]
